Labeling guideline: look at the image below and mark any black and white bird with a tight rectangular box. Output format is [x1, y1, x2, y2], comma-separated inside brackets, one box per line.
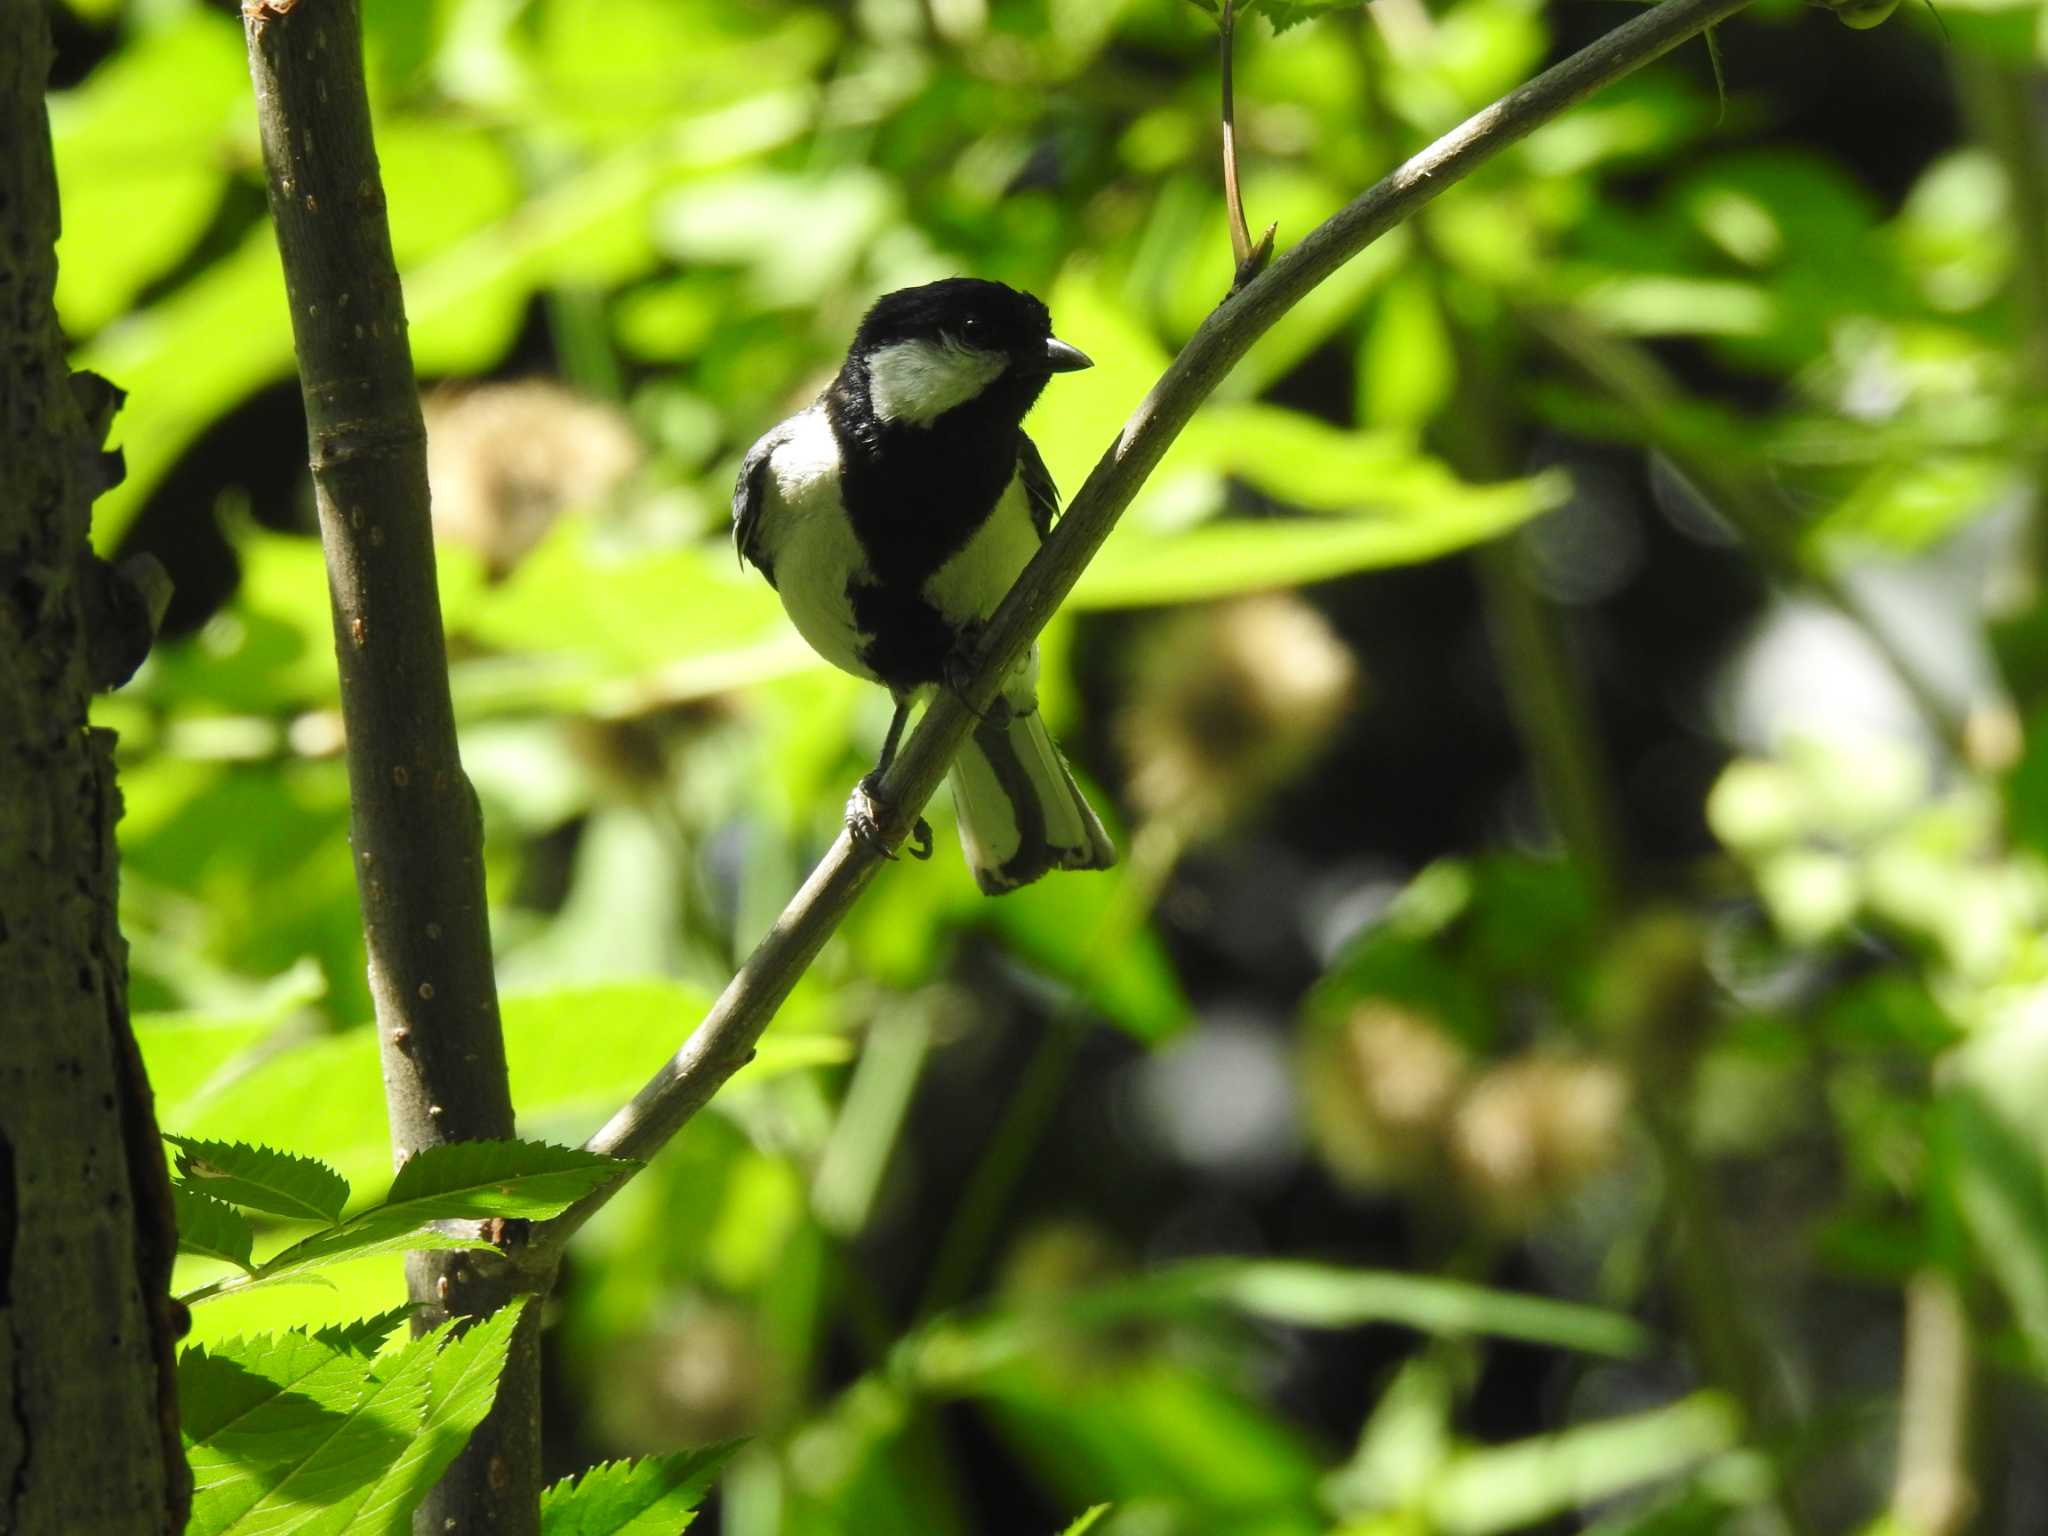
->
[733, 278, 1116, 893]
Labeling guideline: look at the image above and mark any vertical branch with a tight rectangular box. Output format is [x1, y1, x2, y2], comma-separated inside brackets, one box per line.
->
[240, 3, 537, 1531]
[1891, 1269, 1976, 1536]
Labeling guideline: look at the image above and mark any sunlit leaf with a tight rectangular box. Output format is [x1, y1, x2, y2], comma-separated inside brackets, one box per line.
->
[49, 13, 248, 334]
[300, 1302, 528, 1535]
[174, 1186, 258, 1275]
[167, 1137, 352, 1226]
[539, 1442, 741, 1535]
[1422, 1394, 1740, 1535]
[1073, 475, 1565, 607]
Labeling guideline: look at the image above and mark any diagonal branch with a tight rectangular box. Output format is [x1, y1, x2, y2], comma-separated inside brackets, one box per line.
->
[522, 0, 1761, 1268]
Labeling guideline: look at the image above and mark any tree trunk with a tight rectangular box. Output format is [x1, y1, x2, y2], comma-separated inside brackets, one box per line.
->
[0, 3, 187, 1531]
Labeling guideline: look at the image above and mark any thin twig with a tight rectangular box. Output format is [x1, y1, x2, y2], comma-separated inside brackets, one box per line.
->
[242, 3, 534, 1530]
[1219, 2, 1274, 288]
[522, 0, 1763, 1269]
[1891, 1269, 1977, 1536]
[1222, 1, 1248, 269]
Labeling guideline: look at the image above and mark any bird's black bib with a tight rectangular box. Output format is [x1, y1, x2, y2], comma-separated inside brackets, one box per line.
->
[825, 368, 1042, 691]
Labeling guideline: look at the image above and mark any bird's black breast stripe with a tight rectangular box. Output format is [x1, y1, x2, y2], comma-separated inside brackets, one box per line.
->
[822, 365, 1051, 691]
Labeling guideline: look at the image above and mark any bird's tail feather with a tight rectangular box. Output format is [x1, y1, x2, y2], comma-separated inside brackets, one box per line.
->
[948, 703, 1115, 895]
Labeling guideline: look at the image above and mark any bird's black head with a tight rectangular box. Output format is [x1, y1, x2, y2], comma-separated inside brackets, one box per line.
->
[844, 278, 1091, 431]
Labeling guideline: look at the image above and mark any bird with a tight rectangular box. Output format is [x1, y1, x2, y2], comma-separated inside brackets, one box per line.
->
[733, 277, 1117, 894]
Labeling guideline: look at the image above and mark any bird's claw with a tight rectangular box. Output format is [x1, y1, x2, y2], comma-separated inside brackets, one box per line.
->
[942, 648, 985, 721]
[943, 659, 1013, 729]
[846, 775, 933, 862]
[846, 777, 895, 859]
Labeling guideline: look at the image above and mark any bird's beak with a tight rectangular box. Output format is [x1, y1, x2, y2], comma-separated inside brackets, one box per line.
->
[1043, 336, 1093, 373]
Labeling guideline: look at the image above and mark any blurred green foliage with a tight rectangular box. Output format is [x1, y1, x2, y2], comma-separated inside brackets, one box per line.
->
[43, 0, 2048, 1527]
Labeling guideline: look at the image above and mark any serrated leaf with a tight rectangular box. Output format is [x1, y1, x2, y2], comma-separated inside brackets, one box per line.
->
[311, 1308, 416, 1359]
[300, 1300, 529, 1536]
[175, 1184, 258, 1274]
[181, 1332, 380, 1534]
[168, 1136, 351, 1224]
[221, 1229, 496, 1300]
[204, 1141, 631, 1301]
[1249, 0, 1370, 32]
[195, 1325, 441, 1536]
[540, 1444, 741, 1536]
[1059, 1508, 1111, 1536]
[381, 1139, 633, 1224]
[180, 1331, 373, 1444]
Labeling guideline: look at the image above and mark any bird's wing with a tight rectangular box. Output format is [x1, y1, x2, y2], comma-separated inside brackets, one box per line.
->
[1017, 432, 1060, 541]
[732, 422, 788, 587]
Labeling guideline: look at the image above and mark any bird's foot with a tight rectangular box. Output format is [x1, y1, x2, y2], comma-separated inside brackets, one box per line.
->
[943, 626, 1009, 726]
[846, 774, 932, 862]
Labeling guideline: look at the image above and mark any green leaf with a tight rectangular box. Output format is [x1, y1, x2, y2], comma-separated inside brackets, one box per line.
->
[381, 1139, 633, 1222]
[181, 1331, 382, 1534]
[1072, 476, 1566, 608]
[235, 1142, 631, 1294]
[311, 1308, 416, 1359]
[49, 13, 248, 334]
[165, 981, 836, 1196]
[230, 1230, 497, 1300]
[174, 1185, 257, 1274]
[1197, 1263, 1648, 1357]
[1058, 1508, 1112, 1536]
[183, 1322, 449, 1536]
[499, 982, 852, 1127]
[136, 960, 328, 1121]
[1248, 0, 1371, 33]
[167, 1137, 351, 1225]
[1421, 1393, 1740, 1535]
[180, 1330, 371, 1445]
[1360, 271, 1457, 431]
[300, 1301, 529, 1536]
[540, 1443, 741, 1535]
[910, 1259, 1647, 1387]
[89, 87, 810, 552]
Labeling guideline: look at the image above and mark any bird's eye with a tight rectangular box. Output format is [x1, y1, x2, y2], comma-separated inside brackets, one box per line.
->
[959, 315, 986, 340]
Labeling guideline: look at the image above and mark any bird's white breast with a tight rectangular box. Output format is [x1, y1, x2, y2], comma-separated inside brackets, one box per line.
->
[922, 468, 1041, 628]
[752, 408, 878, 683]
[922, 468, 1045, 708]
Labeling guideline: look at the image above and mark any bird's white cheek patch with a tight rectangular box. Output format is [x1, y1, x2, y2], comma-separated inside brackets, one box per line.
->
[867, 339, 1007, 426]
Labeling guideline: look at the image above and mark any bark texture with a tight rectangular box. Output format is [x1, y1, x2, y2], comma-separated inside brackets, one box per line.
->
[0, 3, 186, 1531]
[241, 2, 536, 1530]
